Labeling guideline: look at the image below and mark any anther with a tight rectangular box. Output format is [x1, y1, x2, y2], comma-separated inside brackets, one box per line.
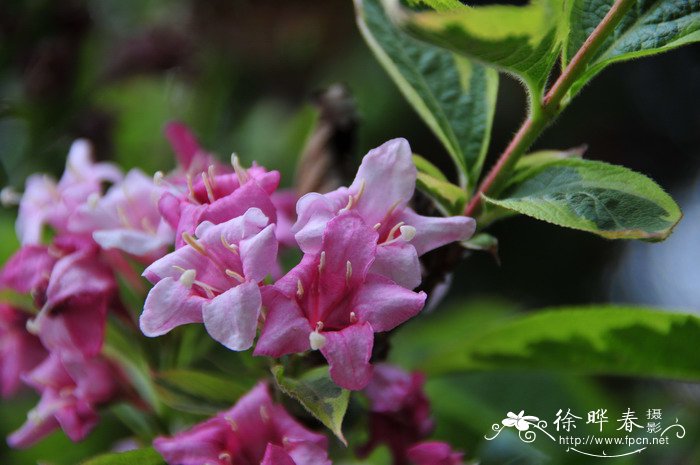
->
[346, 260, 352, 285]
[201, 172, 216, 203]
[260, 405, 270, 422]
[224, 415, 238, 431]
[153, 171, 165, 186]
[399, 225, 416, 241]
[225, 269, 245, 283]
[350, 311, 358, 323]
[309, 322, 327, 350]
[220, 234, 239, 254]
[182, 232, 207, 255]
[179, 269, 197, 288]
[26, 318, 40, 335]
[297, 279, 304, 298]
[318, 251, 326, 272]
[386, 221, 405, 242]
[218, 452, 232, 463]
[231, 154, 249, 185]
[373, 222, 382, 230]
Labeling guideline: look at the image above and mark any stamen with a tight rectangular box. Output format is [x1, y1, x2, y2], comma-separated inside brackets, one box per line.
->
[26, 318, 40, 335]
[297, 279, 304, 298]
[318, 251, 326, 272]
[225, 269, 245, 283]
[0, 187, 20, 206]
[386, 221, 405, 242]
[201, 172, 216, 203]
[218, 452, 232, 464]
[117, 206, 133, 229]
[141, 217, 156, 234]
[350, 311, 358, 323]
[355, 179, 366, 201]
[186, 174, 197, 203]
[373, 222, 382, 230]
[341, 194, 355, 212]
[87, 192, 100, 209]
[386, 199, 401, 217]
[182, 232, 207, 255]
[260, 405, 270, 422]
[309, 322, 327, 350]
[231, 154, 249, 185]
[345, 260, 352, 285]
[399, 225, 417, 241]
[220, 234, 239, 254]
[224, 415, 238, 431]
[208, 164, 218, 189]
[179, 269, 197, 288]
[153, 171, 165, 186]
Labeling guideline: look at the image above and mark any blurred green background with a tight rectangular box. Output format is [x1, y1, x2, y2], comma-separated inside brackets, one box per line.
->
[1, 0, 699, 464]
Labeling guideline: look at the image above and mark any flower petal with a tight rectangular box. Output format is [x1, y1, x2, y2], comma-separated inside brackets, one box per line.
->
[240, 224, 278, 283]
[398, 209, 476, 256]
[261, 444, 297, 465]
[351, 138, 416, 225]
[93, 229, 170, 256]
[254, 286, 310, 357]
[320, 322, 374, 390]
[203, 281, 261, 351]
[353, 274, 426, 332]
[140, 278, 205, 337]
[370, 241, 421, 290]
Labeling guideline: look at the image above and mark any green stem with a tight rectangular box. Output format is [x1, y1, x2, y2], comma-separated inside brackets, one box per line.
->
[464, 0, 635, 217]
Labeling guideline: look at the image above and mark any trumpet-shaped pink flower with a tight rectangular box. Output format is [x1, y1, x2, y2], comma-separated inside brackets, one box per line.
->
[153, 382, 331, 465]
[255, 213, 426, 390]
[141, 208, 277, 351]
[0, 304, 46, 398]
[16, 139, 123, 245]
[293, 138, 475, 290]
[407, 442, 464, 465]
[158, 160, 280, 249]
[24, 238, 118, 358]
[359, 364, 434, 464]
[70, 169, 174, 257]
[7, 354, 121, 448]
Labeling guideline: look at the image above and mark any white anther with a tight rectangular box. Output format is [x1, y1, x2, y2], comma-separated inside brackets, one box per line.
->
[218, 452, 232, 463]
[179, 269, 197, 288]
[231, 153, 249, 185]
[202, 172, 216, 203]
[373, 222, 381, 230]
[153, 171, 165, 186]
[350, 311, 358, 323]
[182, 232, 207, 255]
[260, 405, 270, 421]
[309, 330, 327, 351]
[297, 279, 304, 298]
[346, 260, 352, 284]
[26, 318, 40, 335]
[318, 251, 326, 272]
[399, 225, 416, 241]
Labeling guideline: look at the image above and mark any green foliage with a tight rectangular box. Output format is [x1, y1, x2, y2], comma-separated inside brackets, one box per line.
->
[272, 365, 349, 445]
[483, 158, 681, 241]
[356, 0, 498, 186]
[155, 369, 251, 415]
[565, 0, 700, 97]
[395, 304, 700, 382]
[80, 447, 164, 465]
[413, 154, 466, 214]
[388, 0, 564, 97]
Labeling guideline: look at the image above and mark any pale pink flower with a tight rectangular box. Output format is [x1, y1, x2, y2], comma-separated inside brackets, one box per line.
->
[70, 169, 174, 257]
[271, 189, 299, 249]
[407, 442, 464, 465]
[0, 304, 46, 398]
[359, 364, 434, 464]
[7, 354, 121, 448]
[255, 213, 426, 390]
[293, 138, 475, 290]
[141, 208, 277, 351]
[153, 382, 331, 465]
[15, 139, 122, 245]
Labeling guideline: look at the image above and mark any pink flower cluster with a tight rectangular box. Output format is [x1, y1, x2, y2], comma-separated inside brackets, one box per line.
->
[141, 134, 474, 390]
[0, 122, 474, 461]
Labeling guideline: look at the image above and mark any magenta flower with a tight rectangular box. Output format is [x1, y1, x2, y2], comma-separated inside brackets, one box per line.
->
[7, 354, 121, 448]
[153, 382, 331, 465]
[0, 304, 46, 398]
[70, 169, 174, 257]
[293, 138, 475, 290]
[359, 364, 434, 464]
[407, 442, 464, 465]
[158, 159, 280, 250]
[141, 208, 277, 351]
[255, 213, 426, 390]
[0, 245, 58, 299]
[26, 239, 118, 358]
[15, 139, 122, 245]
